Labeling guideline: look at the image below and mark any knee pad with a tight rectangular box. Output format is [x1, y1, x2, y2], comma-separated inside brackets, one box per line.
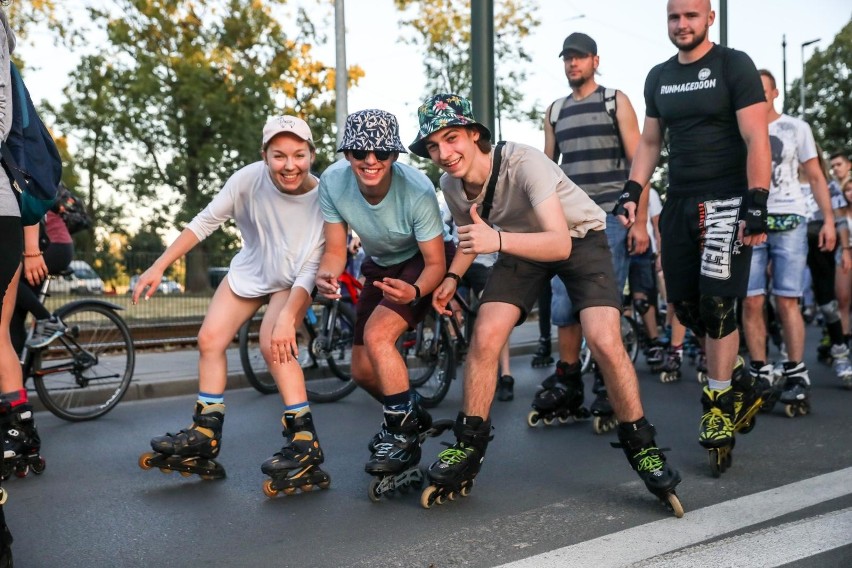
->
[699, 295, 738, 339]
[673, 299, 705, 338]
[819, 300, 841, 325]
[633, 297, 651, 316]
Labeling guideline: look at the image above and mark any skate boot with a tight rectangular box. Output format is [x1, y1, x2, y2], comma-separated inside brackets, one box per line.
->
[778, 361, 811, 418]
[139, 402, 226, 479]
[610, 421, 683, 517]
[590, 369, 617, 434]
[699, 386, 735, 477]
[657, 345, 682, 383]
[261, 410, 330, 498]
[748, 361, 780, 414]
[830, 344, 852, 389]
[695, 349, 708, 383]
[527, 361, 589, 427]
[421, 413, 492, 508]
[367, 394, 433, 453]
[496, 375, 515, 402]
[530, 336, 554, 368]
[732, 358, 764, 435]
[644, 339, 666, 371]
[1, 403, 45, 480]
[816, 328, 832, 365]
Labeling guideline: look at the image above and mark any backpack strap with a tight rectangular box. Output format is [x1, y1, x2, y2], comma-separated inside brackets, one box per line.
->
[603, 87, 626, 166]
[479, 141, 506, 223]
[548, 96, 567, 126]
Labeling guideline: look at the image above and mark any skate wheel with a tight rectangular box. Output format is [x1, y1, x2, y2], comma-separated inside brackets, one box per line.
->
[32, 457, 46, 475]
[301, 484, 314, 493]
[739, 417, 755, 435]
[180, 471, 192, 478]
[159, 467, 174, 475]
[283, 487, 298, 496]
[799, 403, 810, 416]
[724, 451, 733, 469]
[784, 404, 796, 418]
[708, 449, 721, 478]
[368, 478, 382, 503]
[697, 371, 707, 384]
[460, 481, 473, 497]
[319, 480, 331, 490]
[447, 491, 456, 501]
[15, 466, 29, 479]
[543, 416, 555, 426]
[526, 410, 540, 427]
[0, 489, 6, 506]
[420, 485, 438, 509]
[138, 452, 155, 471]
[666, 493, 685, 518]
[262, 479, 279, 498]
[558, 414, 571, 424]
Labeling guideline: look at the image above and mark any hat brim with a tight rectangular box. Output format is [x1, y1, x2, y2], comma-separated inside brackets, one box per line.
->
[408, 122, 492, 160]
[558, 46, 594, 58]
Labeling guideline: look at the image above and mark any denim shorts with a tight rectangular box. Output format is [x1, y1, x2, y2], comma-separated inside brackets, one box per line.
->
[746, 221, 808, 297]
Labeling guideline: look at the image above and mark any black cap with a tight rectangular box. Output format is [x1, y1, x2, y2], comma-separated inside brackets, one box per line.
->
[558, 32, 597, 58]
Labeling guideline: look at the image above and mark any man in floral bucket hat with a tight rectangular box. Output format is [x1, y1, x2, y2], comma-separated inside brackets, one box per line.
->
[409, 93, 684, 515]
[315, 109, 455, 496]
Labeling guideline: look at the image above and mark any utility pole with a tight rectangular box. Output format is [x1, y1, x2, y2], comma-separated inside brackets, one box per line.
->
[334, 0, 348, 153]
[719, 0, 727, 46]
[800, 38, 820, 118]
[470, 0, 495, 137]
[782, 34, 787, 112]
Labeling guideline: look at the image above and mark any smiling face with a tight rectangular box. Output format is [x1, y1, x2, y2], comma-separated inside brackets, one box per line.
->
[262, 133, 315, 195]
[344, 150, 398, 194]
[423, 126, 482, 179]
[667, 0, 714, 52]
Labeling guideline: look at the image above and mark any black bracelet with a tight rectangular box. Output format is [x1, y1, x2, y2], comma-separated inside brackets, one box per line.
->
[444, 272, 461, 284]
[497, 230, 502, 252]
[411, 283, 421, 303]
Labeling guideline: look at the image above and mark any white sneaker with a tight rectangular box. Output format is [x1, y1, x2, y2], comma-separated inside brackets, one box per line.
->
[26, 317, 67, 349]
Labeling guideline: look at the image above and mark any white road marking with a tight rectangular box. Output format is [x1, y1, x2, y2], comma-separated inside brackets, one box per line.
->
[496, 467, 852, 568]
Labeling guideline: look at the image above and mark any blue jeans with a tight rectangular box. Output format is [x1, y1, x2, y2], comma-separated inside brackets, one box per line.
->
[551, 213, 628, 326]
[746, 222, 808, 297]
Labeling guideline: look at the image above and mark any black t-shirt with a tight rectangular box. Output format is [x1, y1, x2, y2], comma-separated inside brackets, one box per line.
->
[644, 44, 764, 196]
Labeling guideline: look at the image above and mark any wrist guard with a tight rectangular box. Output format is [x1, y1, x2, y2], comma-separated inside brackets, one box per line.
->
[612, 180, 643, 217]
[743, 188, 769, 236]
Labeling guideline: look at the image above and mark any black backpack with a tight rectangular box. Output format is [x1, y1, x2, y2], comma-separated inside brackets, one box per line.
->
[54, 183, 92, 234]
[1, 62, 63, 225]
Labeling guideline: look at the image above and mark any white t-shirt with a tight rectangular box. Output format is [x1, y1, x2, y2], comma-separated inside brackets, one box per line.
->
[767, 114, 817, 216]
[647, 188, 663, 253]
[186, 161, 324, 298]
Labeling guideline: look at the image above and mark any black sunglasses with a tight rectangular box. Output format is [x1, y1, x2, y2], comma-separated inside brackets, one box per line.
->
[349, 149, 393, 161]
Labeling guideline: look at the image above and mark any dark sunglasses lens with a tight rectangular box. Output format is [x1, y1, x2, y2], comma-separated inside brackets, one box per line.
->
[351, 150, 391, 161]
[374, 151, 391, 161]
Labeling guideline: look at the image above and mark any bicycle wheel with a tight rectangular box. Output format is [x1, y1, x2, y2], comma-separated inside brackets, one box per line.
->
[305, 300, 358, 403]
[620, 314, 640, 363]
[401, 311, 455, 408]
[33, 304, 134, 421]
[238, 305, 318, 396]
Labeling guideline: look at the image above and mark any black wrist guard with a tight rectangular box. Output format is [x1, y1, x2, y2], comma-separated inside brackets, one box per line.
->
[743, 188, 769, 236]
[612, 180, 643, 217]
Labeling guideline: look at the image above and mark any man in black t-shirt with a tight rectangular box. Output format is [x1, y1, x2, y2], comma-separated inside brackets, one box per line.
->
[612, 0, 771, 460]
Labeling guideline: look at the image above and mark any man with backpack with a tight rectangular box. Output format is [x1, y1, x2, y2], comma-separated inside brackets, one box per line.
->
[535, 32, 650, 425]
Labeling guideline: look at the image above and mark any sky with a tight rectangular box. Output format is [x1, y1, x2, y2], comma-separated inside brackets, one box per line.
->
[22, 0, 852, 170]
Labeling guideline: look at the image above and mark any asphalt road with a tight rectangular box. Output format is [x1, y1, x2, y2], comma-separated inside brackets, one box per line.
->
[4, 339, 852, 568]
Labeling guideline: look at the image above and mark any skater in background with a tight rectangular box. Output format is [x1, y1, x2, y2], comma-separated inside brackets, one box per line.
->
[410, 93, 681, 508]
[134, 116, 329, 484]
[829, 153, 852, 341]
[623, 0, 771, 457]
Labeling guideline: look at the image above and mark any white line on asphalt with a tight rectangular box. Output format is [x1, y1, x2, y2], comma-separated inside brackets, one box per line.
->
[495, 467, 852, 568]
[632, 507, 852, 567]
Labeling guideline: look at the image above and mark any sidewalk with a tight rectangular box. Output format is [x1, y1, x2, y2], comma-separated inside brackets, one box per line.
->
[121, 317, 546, 403]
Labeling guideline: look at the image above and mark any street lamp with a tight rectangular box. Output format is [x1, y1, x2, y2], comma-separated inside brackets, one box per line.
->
[800, 38, 820, 118]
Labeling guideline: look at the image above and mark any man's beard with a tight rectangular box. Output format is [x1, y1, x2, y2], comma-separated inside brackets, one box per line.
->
[568, 75, 589, 88]
[670, 25, 708, 51]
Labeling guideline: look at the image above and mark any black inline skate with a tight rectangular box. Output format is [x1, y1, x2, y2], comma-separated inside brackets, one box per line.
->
[527, 361, 589, 427]
[657, 345, 682, 383]
[778, 361, 811, 418]
[365, 407, 454, 503]
[610, 421, 683, 517]
[644, 339, 666, 371]
[731, 358, 766, 435]
[496, 374, 515, 402]
[1, 402, 45, 480]
[139, 402, 226, 480]
[590, 368, 617, 434]
[695, 349, 708, 384]
[421, 413, 492, 508]
[530, 336, 554, 368]
[261, 411, 330, 498]
[699, 386, 736, 477]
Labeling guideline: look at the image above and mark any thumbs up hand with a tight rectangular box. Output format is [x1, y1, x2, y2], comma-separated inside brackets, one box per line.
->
[457, 204, 501, 255]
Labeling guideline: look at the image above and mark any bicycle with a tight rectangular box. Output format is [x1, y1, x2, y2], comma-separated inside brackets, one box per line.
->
[238, 272, 361, 403]
[19, 272, 135, 421]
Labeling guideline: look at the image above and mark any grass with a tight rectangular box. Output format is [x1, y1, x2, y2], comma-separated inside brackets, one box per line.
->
[44, 293, 215, 322]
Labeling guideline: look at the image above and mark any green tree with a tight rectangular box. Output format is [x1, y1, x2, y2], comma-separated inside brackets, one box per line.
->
[50, 0, 361, 291]
[790, 19, 852, 154]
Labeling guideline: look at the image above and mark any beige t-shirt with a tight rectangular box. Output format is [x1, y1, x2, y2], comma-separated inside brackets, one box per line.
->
[439, 142, 606, 238]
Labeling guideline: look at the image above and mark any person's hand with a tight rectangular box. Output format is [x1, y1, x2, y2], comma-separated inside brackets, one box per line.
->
[818, 222, 837, 252]
[315, 271, 341, 299]
[23, 254, 48, 287]
[627, 222, 650, 255]
[612, 180, 643, 227]
[270, 316, 298, 365]
[373, 277, 418, 305]
[457, 204, 500, 254]
[132, 267, 164, 304]
[431, 277, 457, 316]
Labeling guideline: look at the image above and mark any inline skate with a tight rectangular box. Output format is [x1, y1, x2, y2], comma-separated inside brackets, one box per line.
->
[731, 358, 766, 435]
[421, 413, 492, 508]
[778, 361, 811, 418]
[527, 361, 589, 427]
[261, 410, 330, 498]
[590, 369, 617, 434]
[139, 402, 226, 480]
[644, 339, 666, 371]
[1, 402, 45, 480]
[695, 349, 708, 384]
[365, 407, 454, 503]
[657, 345, 682, 383]
[816, 327, 832, 365]
[530, 336, 554, 368]
[496, 374, 515, 402]
[699, 386, 735, 477]
[610, 421, 683, 517]
[830, 344, 852, 389]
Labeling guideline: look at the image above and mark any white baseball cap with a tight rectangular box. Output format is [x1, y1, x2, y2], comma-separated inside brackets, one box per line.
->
[262, 115, 315, 150]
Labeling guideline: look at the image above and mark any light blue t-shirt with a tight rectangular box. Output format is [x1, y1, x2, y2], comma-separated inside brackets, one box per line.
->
[319, 159, 448, 267]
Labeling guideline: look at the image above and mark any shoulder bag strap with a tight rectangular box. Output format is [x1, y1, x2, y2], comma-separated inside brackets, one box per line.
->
[479, 141, 506, 223]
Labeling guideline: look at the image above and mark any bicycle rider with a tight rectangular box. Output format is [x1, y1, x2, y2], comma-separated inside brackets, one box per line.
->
[133, 116, 331, 480]
[314, 109, 454, 482]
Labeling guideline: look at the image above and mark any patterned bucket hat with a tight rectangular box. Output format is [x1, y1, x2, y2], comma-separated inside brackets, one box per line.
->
[337, 109, 408, 153]
[409, 93, 492, 159]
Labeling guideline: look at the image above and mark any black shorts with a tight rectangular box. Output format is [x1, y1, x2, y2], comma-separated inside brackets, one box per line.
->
[659, 192, 752, 303]
[628, 251, 657, 296]
[479, 230, 621, 325]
